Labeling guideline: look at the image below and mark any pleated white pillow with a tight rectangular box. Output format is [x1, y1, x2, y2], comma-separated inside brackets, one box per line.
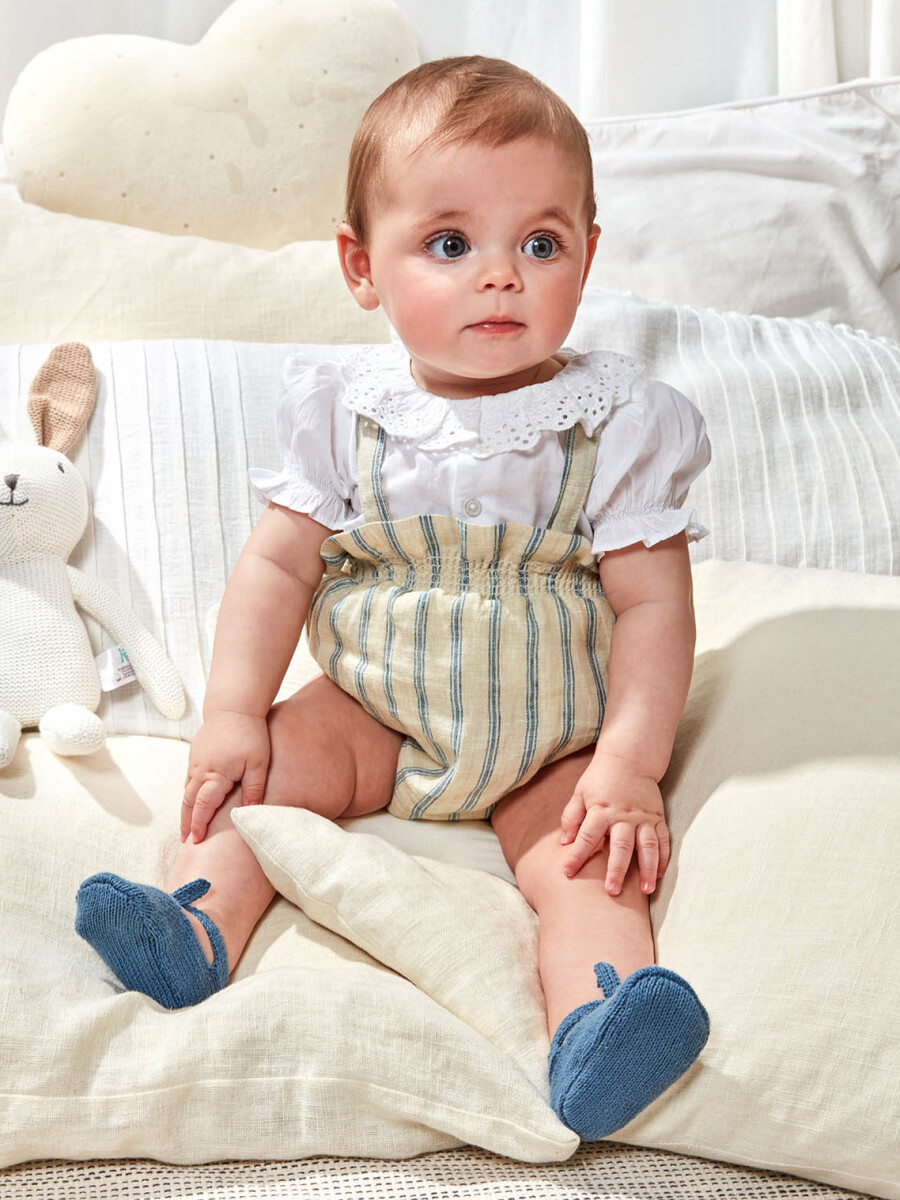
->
[572, 289, 900, 574]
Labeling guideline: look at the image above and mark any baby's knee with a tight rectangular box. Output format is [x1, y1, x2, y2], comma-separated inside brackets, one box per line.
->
[261, 694, 356, 819]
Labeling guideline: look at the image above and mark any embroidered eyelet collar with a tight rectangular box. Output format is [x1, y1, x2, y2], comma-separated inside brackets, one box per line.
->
[340, 342, 645, 458]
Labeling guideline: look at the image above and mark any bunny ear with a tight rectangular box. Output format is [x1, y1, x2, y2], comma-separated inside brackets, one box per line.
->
[26, 343, 97, 455]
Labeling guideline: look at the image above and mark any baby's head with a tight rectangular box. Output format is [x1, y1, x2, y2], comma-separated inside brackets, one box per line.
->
[345, 57, 596, 248]
[337, 57, 600, 399]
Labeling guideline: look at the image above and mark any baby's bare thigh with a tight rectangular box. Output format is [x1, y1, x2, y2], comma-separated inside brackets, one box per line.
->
[263, 673, 403, 819]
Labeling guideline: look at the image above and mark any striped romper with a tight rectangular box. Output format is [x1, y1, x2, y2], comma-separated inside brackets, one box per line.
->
[306, 414, 616, 821]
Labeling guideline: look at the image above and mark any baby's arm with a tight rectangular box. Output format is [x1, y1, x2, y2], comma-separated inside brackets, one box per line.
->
[559, 532, 695, 893]
[182, 502, 335, 844]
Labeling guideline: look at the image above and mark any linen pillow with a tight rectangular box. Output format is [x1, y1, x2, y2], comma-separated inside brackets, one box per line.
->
[0, 196, 391, 344]
[586, 79, 900, 337]
[0, 734, 575, 1168]
[232, 558, 900, 1199]
[571, 288, 900, 575]
[2, 0, 418, 249]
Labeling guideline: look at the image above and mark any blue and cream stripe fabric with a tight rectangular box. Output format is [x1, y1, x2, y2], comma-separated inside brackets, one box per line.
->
[307, 417, 615, 821]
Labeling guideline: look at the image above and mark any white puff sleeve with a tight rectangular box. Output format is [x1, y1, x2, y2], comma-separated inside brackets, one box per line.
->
[247, 351, 358, 530]
[586, 377, 711, 557]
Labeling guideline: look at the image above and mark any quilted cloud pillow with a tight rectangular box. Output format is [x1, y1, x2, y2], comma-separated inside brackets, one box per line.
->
[2, 0, 418, 248]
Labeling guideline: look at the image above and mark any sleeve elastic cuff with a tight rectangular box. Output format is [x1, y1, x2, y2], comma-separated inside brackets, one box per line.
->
[590, 506, 709, 559]
[247, 466, 352, 530]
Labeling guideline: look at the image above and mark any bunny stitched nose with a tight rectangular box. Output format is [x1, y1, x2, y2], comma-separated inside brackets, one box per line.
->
[2, 473, 28, 507]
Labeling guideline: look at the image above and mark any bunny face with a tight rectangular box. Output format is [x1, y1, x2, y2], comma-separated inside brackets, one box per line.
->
[0, 441, 88, 562]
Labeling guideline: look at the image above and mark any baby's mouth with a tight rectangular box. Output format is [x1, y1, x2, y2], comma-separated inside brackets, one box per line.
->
[467, 319, 524, 333]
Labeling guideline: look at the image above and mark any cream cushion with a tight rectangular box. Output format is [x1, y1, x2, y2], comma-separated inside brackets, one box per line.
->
[2, 0, 418, 249]
[0, 559, 897, 1198]
[0, 197, 390, 344]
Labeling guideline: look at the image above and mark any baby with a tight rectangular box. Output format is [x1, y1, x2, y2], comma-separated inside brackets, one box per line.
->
[76, 56, 712, 1142]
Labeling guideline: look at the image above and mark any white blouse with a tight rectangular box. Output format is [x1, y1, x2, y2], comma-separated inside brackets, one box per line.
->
[248, 342, 711, 559]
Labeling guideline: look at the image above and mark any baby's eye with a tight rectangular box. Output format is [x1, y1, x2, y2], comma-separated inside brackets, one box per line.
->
[523, 235, 559, 260]
[425, 233, 469, 260]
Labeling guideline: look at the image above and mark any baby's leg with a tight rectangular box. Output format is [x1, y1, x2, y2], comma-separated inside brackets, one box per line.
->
[491, 747, 653, 1037]
[491, 748, 708, 1139]
[169, 674, 403, 971]
[76, 674, 403, 1004]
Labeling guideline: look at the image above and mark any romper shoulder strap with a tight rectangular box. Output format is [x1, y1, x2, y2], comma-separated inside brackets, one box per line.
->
[357, 411, 596, 532]
[546, 423, 598, 535]
[355, 414, 392, 523]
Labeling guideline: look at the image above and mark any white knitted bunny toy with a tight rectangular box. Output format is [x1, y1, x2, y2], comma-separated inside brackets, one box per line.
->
[0, 343, 185, 768]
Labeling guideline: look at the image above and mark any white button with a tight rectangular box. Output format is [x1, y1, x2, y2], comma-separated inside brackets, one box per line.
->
[464, 497, 482, 518]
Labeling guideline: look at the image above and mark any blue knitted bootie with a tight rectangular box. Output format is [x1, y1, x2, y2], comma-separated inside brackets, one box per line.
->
[548, 962, 709, 1140]
[75, 873, 229, 1010]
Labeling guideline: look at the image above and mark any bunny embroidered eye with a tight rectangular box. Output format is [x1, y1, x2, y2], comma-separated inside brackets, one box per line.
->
[57, 463, 65, 473]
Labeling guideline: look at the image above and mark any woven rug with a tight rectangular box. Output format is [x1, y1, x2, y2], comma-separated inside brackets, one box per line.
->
[0, 1144, 873, 1199]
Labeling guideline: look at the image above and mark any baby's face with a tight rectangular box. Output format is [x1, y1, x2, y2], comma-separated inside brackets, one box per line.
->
[346, 135, 599, 398]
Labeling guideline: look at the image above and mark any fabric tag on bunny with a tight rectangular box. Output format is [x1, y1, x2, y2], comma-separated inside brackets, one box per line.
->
[94, 647, 137, 691]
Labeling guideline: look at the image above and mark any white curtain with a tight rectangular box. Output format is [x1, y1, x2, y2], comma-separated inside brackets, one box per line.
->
[777, 0, 900, 93]
[394, 0, 900, 118]
[1, 0, 898, 123]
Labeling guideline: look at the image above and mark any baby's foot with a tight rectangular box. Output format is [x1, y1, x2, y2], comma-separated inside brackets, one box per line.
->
[75, 873, 229, 1009]
[548, 962, 709, 1140]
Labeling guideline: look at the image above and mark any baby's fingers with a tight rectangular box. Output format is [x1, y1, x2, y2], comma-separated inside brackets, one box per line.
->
[636, 822, 661, 894]
[656, 821, 672, 880]
[185, 776, 230, 844]
[605, 821, 637, 896]
[562, 806, 610, 878]
[180, 774, 203, 842]
[239, 759, 269, 807]
[560, 792, 587, 845]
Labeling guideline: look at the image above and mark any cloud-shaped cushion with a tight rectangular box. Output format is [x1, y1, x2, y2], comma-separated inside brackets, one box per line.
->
[2, 0, 418, 250]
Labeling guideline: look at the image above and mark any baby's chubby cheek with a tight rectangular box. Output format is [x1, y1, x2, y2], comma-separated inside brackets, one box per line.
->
[382, 293, 461, 363]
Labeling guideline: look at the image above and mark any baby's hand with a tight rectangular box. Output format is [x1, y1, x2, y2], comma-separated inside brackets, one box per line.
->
[559, 754, 671, 895]
[182, 710, 270, 844]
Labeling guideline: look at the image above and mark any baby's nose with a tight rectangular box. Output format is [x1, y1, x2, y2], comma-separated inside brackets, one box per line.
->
[478, 254, 522, 289]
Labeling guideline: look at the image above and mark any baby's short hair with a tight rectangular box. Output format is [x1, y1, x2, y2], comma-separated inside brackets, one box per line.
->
[344, 56, 597, 246]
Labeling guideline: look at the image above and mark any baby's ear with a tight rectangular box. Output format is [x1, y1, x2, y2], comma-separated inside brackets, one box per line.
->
[335, 222, 380, 311]
[27, 343, 97, 454]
